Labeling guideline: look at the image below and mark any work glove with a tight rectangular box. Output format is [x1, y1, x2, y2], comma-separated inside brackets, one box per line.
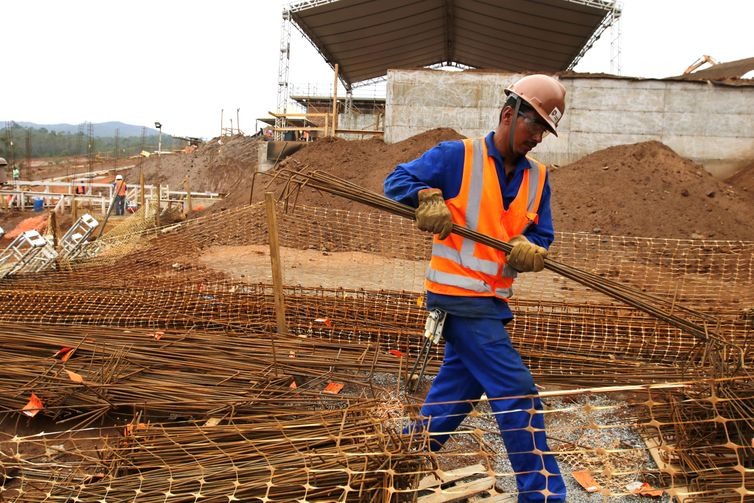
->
[507, 234, 548, 272]
[415, 188, 453, 240]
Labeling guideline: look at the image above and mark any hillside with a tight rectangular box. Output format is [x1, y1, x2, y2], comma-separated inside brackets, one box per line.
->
[1, 121, 158, 138]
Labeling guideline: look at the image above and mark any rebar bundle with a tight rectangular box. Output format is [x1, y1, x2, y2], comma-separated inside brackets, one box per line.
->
[282, 170, 744, 348]
[0, 322, 420, 426]
[3, 405, 421, 502]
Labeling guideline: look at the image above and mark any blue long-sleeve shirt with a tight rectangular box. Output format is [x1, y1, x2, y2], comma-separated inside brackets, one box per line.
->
[383, 131, 555, 320]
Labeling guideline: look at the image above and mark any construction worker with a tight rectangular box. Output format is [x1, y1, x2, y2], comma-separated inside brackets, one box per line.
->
[12, 165, 20, 182]
[74, 180, 87, 195]
[113, 174, 127, 216]
[384, 74, 567, 502]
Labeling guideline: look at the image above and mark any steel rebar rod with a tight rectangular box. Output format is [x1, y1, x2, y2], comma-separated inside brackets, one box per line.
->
[284, 170, 739, 356]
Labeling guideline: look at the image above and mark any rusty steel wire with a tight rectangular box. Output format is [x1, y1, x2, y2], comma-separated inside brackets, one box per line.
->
[0, 180, 752, 500]
[2, 405, 423, 502]
[0, 322, 423, 427]
[2, 375, 753, 502]
[281, 169, 751, 373]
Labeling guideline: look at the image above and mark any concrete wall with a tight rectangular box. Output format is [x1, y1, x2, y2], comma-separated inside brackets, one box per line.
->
[385, 69, 754, 178]
[257, 141, 305, 172]
[338, 110, 384, 139]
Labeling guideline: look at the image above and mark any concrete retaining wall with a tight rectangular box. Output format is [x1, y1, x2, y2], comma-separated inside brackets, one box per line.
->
[338, 110, 384, 140]
[385, 69, 754, 178]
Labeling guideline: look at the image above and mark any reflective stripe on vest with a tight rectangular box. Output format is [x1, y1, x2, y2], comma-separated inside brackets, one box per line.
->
[425, 138, 546, 299]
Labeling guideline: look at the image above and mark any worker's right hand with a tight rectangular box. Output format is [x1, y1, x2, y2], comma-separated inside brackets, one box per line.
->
[415, 188, 453, 240]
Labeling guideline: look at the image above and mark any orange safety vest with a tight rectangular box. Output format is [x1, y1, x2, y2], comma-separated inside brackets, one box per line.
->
[425, 138, 547, 300]
[115, 180, 127, 196]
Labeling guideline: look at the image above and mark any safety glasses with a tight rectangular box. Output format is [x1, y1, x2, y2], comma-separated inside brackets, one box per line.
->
[517, 111, 550, 138]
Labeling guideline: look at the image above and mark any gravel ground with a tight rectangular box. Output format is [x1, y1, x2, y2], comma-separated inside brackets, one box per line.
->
[372, 372, 672, 502]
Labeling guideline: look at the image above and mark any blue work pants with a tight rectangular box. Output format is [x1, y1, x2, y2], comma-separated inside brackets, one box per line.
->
[414, 315, 565, 502]
[114, 195, 126, 216]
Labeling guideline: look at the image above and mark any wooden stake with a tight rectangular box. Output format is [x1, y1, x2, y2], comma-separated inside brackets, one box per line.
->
[184, 177, 192, 214]
[48, 211, 59, 248]
[139, 169, 146, 220]
[155, 183, 161, 227]
[265, 192, 287, 338]
[331, 63, 339, 136]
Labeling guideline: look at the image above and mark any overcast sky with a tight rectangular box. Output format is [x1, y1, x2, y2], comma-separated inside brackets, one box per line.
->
[3, 0, 751, 140]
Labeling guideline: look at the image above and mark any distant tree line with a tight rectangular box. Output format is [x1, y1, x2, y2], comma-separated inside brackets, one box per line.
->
[0, 125, 176, 162]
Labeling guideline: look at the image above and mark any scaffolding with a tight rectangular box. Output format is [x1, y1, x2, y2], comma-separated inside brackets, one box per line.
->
[0, 230, 55, 278]
[567, 0, 623, 71]
[59, 213, 99, 261]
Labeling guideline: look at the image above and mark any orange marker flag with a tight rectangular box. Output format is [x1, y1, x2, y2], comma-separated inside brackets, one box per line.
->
[65, 369, 84, 383]
[323, 382, 344, 394]
[572, 470, 600, 493]
[22, 393, 44, 417]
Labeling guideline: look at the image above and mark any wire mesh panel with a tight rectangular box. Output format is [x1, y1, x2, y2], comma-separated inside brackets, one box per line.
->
[0, 203, 752, 501]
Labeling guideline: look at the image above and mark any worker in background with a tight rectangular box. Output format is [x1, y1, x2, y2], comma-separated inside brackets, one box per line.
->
[74, 181, 87, 195]
[384, 74, 567, 502]
[113, 174, 127, 216]
[12, 165, 20, 183]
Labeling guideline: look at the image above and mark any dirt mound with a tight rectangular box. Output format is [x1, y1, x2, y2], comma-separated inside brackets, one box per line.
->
[4, 214, 48, 239]
[550, 141, 754, 240]
[136, 134, 262, 195]
[240, 128, 466, 212]
[725, 161, 754, 199]
[135, 130, 754, 240]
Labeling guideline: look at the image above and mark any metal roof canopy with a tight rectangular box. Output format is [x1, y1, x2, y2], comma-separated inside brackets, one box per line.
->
[288, 0, 620, 89]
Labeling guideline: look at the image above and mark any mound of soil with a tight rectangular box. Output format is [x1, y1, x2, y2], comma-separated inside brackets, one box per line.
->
[550, 141, 754, 240]
[228, 128, 466, 212]
[125, 130, 754, 240]
[725, 161, 754, 199]
[137, 134, 262, 195]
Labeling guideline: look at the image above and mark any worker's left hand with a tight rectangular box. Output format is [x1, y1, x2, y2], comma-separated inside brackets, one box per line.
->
[507, 235, 547, 272]
[415, 188, 453, 239]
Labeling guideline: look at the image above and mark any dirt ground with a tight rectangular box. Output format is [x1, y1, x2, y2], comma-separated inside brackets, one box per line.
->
[199, 244, 428, 291]
[198, 244, 619, 305]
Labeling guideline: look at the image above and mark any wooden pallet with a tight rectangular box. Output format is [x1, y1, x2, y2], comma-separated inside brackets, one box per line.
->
[416, 464, 516, 502]
[643, 436, 688, 502]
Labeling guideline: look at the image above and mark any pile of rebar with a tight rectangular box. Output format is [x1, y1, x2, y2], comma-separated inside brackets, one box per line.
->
[2, 405, 422, 502]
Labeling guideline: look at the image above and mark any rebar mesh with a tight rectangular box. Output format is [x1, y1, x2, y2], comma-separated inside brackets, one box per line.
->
[0, 202, 752, 501]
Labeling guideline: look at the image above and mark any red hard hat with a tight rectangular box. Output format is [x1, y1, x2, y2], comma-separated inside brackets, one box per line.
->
[505, 74, 566, 136]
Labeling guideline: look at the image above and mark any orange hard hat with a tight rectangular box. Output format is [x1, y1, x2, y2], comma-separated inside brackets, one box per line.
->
[505, 74, 566, 136]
